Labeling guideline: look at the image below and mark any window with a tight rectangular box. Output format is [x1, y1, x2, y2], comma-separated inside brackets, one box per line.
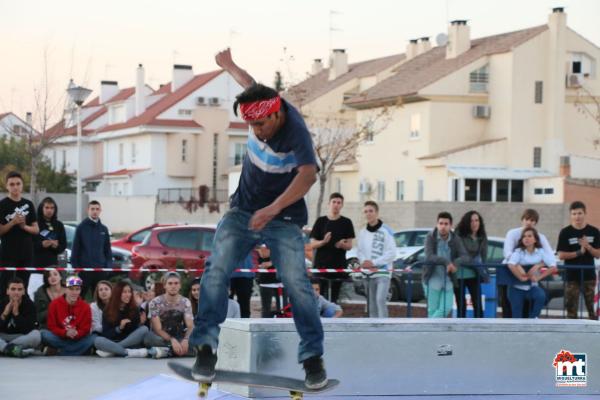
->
[535, 187, 555, 195]
[130, 228, 152, 243]
[131, 142, 137, 164]
[486, 241, 505, 263]
[377, 181, 386, 202]
[364, 131, 374, 143]
[479, 179, 492, 201]
[52, 150, 57, 169]
[409, 114, 420, 139]
[394, 232, 411, 247]
[178, 109, 192, 116]
[572, 61, 582, 74]
[335, 178, 341, 193]
[62, 150, 67, 169]
[465, 179, 478, 201]
[212, 133, 218, 189]
[534, 81, 543, 104]
[158, 229, 201, 250]
[469, 65, 489, 92]
[396, 180, 405, 201]
[199, 230, 215, 252]
[119, 143, 124, 165]
[534, 188, 543, 195]
[233, 142, 247, 165]
[417, 179, 424, 201]
[544, 187, 554, 194]
[511, 180, 524, 202]
[496, 179, 509, 202]
[533, 147, 542, 168]
[181, 139, 188, 162]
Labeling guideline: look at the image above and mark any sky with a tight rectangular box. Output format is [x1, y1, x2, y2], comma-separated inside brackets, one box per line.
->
[0, 0, 599, 125]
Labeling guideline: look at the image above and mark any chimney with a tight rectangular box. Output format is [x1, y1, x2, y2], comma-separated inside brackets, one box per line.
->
[544, 7, 567, 174]
[172, 64, 194, 92]
[406, 39, 418, 60]
[25, 112, 32, 127]
[135, 64, 145, 117]
[446, 20, 471, 59]
[311, 59, 323, 75]
[328, 49, 348, 81]
[559, 156, 571, 177]
[417, 37, 432, 55]
[100, 80, 119, 104]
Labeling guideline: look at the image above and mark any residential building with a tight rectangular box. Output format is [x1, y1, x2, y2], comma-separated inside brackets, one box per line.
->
[47, 64, 247, 198]
[0, 112, 35, 139]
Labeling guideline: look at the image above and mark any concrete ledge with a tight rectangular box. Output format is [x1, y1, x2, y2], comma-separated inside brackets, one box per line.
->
[216, 318, 600, 397]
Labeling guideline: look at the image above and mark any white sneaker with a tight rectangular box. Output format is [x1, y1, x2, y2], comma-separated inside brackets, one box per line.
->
[126, 348, 149, 358]
[96, 350, 114, 358]
[148, 346, 170, 359]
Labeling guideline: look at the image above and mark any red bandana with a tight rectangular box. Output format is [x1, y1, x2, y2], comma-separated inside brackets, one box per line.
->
[239, 96, 281, 121]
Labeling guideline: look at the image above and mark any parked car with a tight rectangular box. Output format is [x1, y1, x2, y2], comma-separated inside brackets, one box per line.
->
[131, 224, 216, 289]
[351, 236, 566, 304]
[111, 223, 174, 252]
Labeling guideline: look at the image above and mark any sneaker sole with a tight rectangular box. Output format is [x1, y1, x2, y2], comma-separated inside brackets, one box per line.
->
[191, 371, 216, 381]
[305, 379, 328, 390]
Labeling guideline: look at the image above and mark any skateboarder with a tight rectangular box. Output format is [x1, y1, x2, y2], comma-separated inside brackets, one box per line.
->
[189, 48, 327, 390]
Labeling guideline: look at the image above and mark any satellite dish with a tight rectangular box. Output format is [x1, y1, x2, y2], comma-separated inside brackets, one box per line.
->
[436, 33, 448, 46]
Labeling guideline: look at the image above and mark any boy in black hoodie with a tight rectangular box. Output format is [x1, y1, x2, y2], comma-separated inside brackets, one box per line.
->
[33, 197, 67, 268]
[71, 200, 112, 298]
[0, 277, 41, 357]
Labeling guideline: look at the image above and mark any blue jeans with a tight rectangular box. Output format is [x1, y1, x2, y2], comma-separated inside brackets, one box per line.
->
[508, 286, 546, 318]
[41, 329, 96, 356]
[189, 208, 324, 363]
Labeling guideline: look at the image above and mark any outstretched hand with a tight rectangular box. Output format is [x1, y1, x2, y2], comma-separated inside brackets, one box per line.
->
[215, 48, 235, 70]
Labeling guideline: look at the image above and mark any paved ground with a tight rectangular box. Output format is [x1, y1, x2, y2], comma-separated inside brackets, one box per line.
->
[0, 356, 594, 400]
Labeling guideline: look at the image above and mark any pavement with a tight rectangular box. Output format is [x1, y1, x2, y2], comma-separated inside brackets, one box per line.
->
[0, 356, 594, 400]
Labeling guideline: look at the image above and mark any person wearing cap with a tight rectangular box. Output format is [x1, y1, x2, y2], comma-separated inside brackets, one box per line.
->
[40, 275, 95, 355]
[190, 49, 326, 390]
[143, 272, 194, 358]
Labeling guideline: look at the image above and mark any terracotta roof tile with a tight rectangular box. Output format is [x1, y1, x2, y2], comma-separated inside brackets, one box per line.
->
[346, 25, 548, 107]
[285, 53, 406, 106]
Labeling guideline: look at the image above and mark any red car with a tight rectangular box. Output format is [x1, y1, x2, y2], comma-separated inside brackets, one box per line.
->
[131, 225, 216, 289]
[112, 223, 174, 252]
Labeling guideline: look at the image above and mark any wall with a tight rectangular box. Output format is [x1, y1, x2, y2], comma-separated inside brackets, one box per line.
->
[90, 195, 156, 233]
[22, 192, 86, 222]
[570, 155, 600, 179]
[155, 202, 227, 226]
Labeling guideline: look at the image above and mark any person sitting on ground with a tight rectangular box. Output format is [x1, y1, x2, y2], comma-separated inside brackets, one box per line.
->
[41, 275, 95, 356]
[34, 268, 65, 329]
[90, 280, 112, 333]
[507, 227, 557, 318]
[423, 212, 469, 318]
[143, 272, 194, 358]
[310, 279, 343, 318]
[0, 277, 41, 357]
[188, 278, 240, 318]
[94, 281, 149, 358]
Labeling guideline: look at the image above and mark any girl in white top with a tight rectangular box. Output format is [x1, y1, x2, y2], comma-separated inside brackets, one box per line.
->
[90, 280, 112, 333]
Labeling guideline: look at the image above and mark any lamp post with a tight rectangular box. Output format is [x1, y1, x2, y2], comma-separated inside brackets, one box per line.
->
[67, 80, 92, 222]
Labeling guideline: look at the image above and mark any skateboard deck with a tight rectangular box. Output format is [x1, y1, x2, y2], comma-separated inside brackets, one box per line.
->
[168, 361, 339, 399]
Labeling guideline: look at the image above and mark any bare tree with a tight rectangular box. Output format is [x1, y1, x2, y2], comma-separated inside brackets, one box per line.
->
[573, 84, 600, 148]
[0, 49, 66, 203]
[308, 105, 395, 217]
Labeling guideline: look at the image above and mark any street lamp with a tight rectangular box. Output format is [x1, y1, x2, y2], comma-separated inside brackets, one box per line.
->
[67, 79, 92, 222]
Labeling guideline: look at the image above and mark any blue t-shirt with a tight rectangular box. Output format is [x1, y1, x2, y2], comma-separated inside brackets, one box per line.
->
[230, 100, 317, 226]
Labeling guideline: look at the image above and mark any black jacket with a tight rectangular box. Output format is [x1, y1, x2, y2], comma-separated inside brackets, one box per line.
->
[70, 217, 112, 268]
[0, 295, 37, 334]
[33, 202, 67, 267]
[101, 307, 141, 341]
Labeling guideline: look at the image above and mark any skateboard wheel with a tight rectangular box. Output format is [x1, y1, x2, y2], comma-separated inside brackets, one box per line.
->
[289, 390, 303, 400]
[198, 382, 211, 398]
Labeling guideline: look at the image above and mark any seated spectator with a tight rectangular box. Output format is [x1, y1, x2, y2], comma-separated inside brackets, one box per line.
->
[41, 275, 95, 356]
[507, 227, 557, 318]
[91, 280, 112, 333]
[0, 277, 41, 357]
[188, 278, 240, 319]
[94, 281, 149, 357]
[34, 269, 65, 329]
[423, 212, 469, 318]
[311, 279, 342, 318]
[143, 272, 194, 358]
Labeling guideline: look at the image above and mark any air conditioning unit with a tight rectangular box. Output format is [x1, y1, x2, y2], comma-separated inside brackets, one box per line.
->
[472, 105, 491, 119]
[209, 97, 220, 106]
[567, 74, 582, 88]
[196, 96, 206, 105]
[359, 181, 372, 194]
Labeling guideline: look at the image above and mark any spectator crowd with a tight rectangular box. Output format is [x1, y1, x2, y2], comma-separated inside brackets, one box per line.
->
[1, 170, 599, 358]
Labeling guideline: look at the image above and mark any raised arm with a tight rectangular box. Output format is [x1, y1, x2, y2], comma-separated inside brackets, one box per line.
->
[215, 48, 255, 89]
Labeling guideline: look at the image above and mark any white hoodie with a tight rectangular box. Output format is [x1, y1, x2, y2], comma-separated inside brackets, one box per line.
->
[357, 221, 397, 277]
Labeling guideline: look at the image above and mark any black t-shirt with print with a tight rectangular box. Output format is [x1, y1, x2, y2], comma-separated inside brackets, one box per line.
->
[0, 197, 37, 263]
[557, 224, 600, 282]
[310, 216, 355, 269]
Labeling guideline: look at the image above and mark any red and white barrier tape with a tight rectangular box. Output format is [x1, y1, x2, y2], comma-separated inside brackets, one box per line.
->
[0, 266, 359, 273]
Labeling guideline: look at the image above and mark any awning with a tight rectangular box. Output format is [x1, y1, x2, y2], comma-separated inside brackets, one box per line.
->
[448, 165, 553, 180]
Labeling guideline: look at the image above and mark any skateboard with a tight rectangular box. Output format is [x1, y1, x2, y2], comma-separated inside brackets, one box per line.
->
[168, 361, 339, 399]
